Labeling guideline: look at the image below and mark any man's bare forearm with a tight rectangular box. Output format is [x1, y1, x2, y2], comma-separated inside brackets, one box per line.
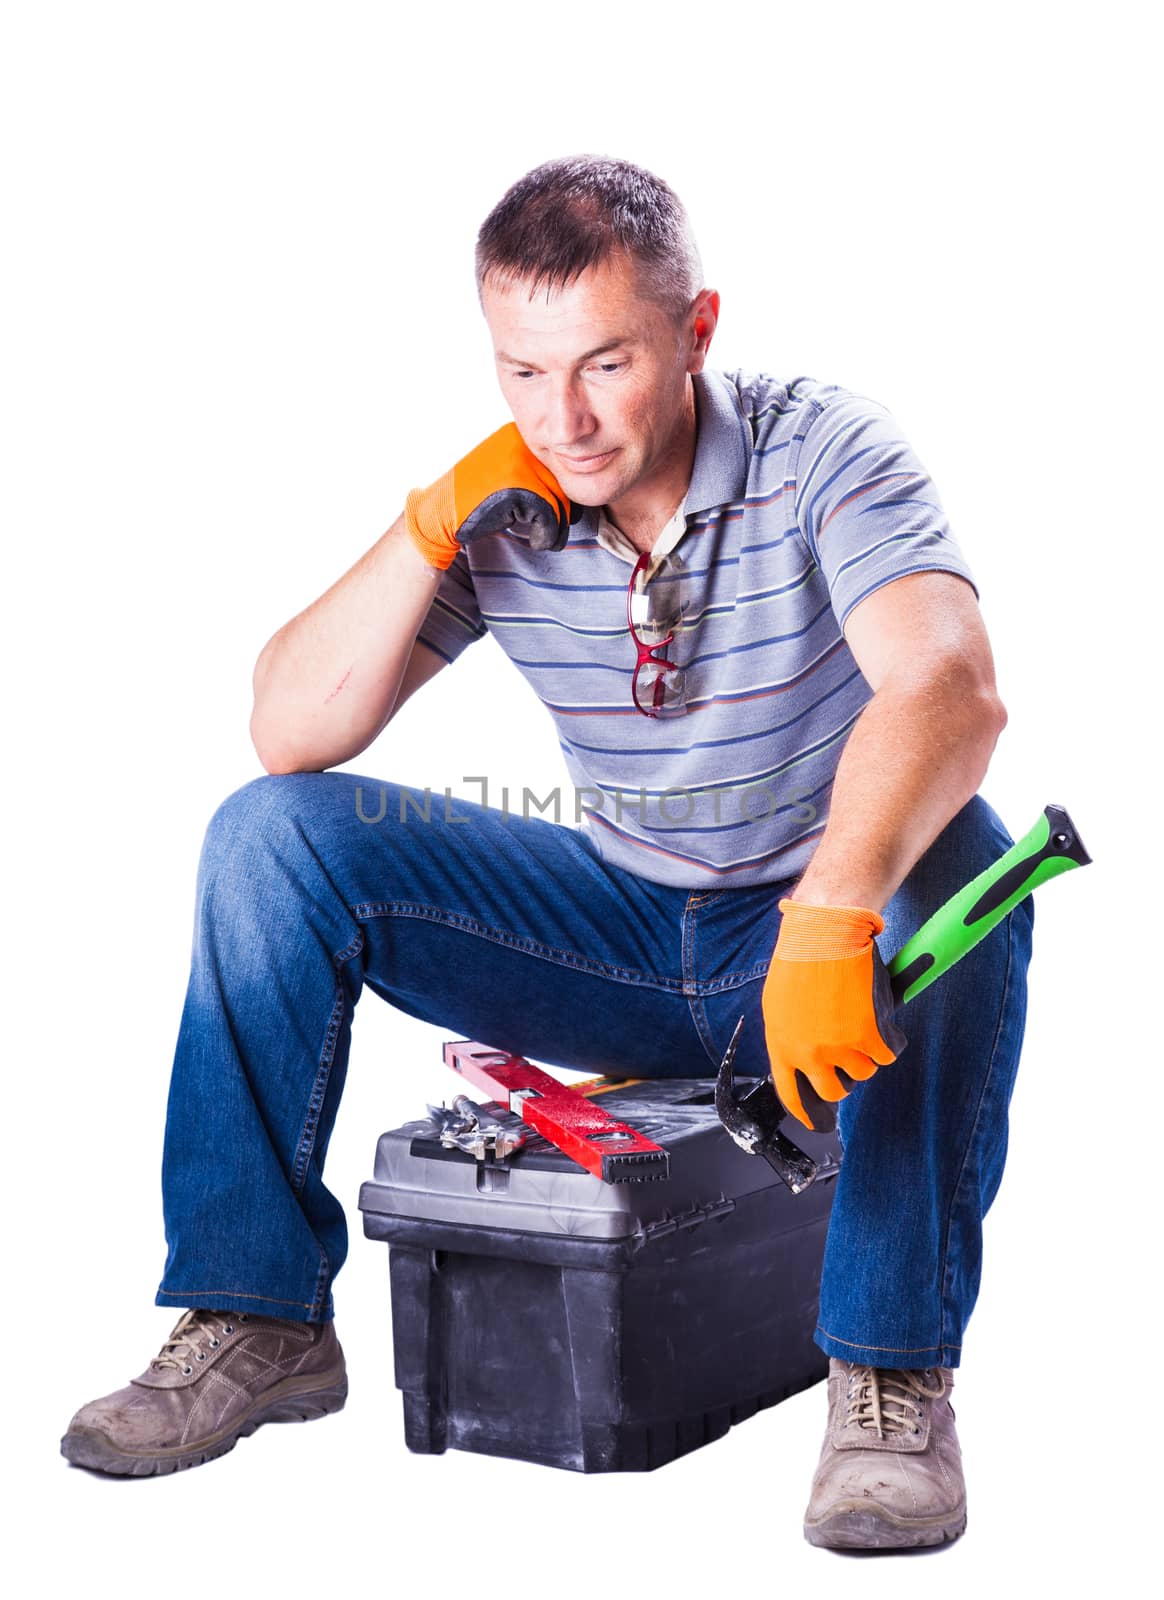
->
[250, 511, 444, 774]
[791, 670, 1008, 914]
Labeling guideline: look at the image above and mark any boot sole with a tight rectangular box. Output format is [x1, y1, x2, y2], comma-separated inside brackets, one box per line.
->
[60, 1366, 348, 1477]
[805, 1503, 967, 1550]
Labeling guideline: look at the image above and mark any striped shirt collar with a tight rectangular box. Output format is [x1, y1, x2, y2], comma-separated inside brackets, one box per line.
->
[595, 498, 688, 577]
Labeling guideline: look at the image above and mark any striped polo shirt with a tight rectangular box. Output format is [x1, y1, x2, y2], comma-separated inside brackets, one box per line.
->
[414, 366, 979, 889]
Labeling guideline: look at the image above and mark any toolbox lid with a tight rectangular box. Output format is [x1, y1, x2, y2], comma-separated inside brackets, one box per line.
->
[358, 1078, 841, 1242]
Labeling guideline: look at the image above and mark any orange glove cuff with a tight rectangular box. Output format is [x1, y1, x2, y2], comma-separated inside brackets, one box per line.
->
[775, 898, 884, 959]
[404, 472, 458, 571]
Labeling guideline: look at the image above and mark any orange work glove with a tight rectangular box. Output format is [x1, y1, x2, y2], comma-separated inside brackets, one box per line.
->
[404, 423, 579, 570]
[761, 899, 909, 1131]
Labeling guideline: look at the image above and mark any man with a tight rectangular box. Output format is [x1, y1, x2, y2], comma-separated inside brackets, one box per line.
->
[62, 155, 1032, 1551]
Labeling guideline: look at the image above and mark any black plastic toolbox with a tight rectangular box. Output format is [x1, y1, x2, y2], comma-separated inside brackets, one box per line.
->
[359, 1074, 841, 1473]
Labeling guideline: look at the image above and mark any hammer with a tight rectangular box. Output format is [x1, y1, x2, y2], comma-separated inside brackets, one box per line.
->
[715, 803, 1091, 1192]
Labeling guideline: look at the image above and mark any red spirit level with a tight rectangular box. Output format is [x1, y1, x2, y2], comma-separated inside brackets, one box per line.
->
[442, 1040, 669, 1183]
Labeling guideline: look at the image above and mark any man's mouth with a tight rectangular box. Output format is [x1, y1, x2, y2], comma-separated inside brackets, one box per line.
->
[557, 449, 617, 474]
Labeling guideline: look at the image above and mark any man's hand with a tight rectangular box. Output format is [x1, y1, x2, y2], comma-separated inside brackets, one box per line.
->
[404, 423, 580, 570]
[762, 899, 908, 1131]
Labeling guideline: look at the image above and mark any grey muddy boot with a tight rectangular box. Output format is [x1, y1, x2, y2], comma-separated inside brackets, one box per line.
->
[61, 1308, 347, 1476]
[804, 1358, 967, 1550]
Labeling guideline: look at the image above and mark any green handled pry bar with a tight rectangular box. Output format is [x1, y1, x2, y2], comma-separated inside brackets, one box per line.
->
[715, 803, 1091, 1192]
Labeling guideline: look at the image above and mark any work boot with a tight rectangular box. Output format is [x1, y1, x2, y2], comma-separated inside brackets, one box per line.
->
[61, 1308, 348, 1476]
[803, 1358, 967, 1550]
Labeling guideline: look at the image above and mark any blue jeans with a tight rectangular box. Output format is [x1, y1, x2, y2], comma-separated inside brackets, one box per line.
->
[156, 773, 1034, 1370]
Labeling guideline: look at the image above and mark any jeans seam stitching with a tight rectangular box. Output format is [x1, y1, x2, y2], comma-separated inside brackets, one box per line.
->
[290, 973, 349, 1196]
[156, 1288, 315, 1310]
[699, 965, 772, 993]
[351, 901, 688, 991]
[309, 1255, 330, 1323]
[682, 897, 723, 1069]
[288, 930, 365, 1321]
[815, 1325, 962, 1355]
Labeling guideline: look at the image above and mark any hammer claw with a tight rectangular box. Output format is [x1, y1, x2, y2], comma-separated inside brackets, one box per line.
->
[713, 1015, 822, 1193]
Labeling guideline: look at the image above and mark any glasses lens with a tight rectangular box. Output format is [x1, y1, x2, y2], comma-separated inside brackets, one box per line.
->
[630, 553, 689, 643]
[634, 661, 687, 716]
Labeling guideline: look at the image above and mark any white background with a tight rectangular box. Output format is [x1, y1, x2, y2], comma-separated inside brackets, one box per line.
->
[4, 1, 1156, 1593]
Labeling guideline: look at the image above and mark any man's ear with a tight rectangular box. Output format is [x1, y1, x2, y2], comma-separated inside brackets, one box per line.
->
[688, 288, 720, 369]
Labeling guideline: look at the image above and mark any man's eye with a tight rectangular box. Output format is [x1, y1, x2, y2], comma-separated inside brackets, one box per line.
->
[594, 362, 623, 374]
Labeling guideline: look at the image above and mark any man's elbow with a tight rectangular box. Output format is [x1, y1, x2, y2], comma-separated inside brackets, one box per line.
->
[966, 670, 1007, 738]
[975, 666, 1008, 742]
[249, 716, 324, 777]
[255, 749, 309, 777]
[960, 678, 1008, 793]
[252, 743, 303, 778]
[931, 644, 1007, 730]
[919, 656, 1008, 792]
[255, 750, 328, 777]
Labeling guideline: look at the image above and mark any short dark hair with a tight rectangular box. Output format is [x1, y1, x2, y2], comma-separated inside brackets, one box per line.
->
[475, 154, 703, 325]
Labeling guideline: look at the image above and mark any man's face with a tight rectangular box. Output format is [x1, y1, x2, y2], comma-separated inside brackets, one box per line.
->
[481, 251, 702, 508]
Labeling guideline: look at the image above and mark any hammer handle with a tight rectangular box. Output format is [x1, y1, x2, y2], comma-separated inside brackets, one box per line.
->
[795, 803, 1090, 1133]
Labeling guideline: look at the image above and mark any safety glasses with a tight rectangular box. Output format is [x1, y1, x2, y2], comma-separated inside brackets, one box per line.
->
[626, 550, 688, 718]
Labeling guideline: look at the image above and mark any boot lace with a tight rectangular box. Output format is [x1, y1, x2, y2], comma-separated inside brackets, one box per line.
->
[841, 1364, 946, 1439]
[150, 1309, 248, 1374]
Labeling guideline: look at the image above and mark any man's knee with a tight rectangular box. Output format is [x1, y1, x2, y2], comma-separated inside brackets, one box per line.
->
[205, 771, 336, 837]
[196, 772, 346, 887]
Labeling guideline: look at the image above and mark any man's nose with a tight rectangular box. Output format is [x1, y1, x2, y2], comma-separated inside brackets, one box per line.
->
[544, 377, 597, 446]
